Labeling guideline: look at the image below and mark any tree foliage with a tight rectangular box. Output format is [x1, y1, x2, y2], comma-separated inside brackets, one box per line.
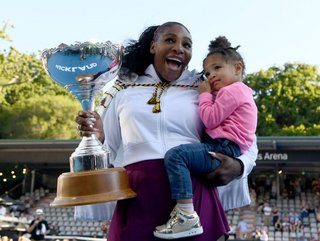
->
[244, 63, 320, 136]
[0, 22, 13, 42]
[0, 23, 81, 139]
[0, 81, 81, 139]
[1, 22, 320, 138]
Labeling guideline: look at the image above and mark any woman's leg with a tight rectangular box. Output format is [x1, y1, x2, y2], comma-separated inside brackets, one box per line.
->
[107, 160, 230, 241]
[108, 160, 174, 241]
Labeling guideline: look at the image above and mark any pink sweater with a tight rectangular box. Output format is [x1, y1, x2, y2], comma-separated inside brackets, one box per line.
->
[198, 82, 257, 153]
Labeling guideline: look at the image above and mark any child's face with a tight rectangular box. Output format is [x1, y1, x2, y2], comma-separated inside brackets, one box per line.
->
[203, 54, 241, 91]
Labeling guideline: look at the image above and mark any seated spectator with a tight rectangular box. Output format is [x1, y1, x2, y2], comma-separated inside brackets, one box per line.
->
[272, 207, 280, 226]
[315, 206, 320, 222]
[289, 224, 297, 241]
[252, 227, 261, 240]
[296, 222, 305, 241]
[228, 220, 237, 239]
[262, 202, 272, 226]
[27, 209, 49, 241]
[0, 204, 7, 216]
[300, 205, 309, 219]
[297, 231, 306, 241]
[289, 211, 300, 225]
[274, 219, 283, 232]
[1, 236, 12, 241]
[306, 202, 315, 214]
[281, 188, 289, 199]
[282, 214, 290, 232]
[237, 218, 249, 240]
[249, 188, 257, 210]
[259, 229, 268, 241]
[18, 237, 31, 241]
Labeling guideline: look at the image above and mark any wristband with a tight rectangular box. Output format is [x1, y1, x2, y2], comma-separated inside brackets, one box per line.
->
[235, 158, 244, 176]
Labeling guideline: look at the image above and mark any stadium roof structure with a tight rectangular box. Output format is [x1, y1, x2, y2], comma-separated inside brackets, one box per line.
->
[0, 136, 319, 173]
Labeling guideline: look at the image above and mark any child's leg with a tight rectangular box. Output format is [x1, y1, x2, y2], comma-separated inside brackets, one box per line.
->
[153, 142, 223, 239]
[176, 198, 194, 214]
[164, 142, 220, 203]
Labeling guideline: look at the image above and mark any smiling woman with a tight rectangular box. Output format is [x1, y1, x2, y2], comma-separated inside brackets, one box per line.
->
[74, 21, 258, 241]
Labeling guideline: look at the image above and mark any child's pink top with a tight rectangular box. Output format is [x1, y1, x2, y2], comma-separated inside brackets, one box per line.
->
[198, 82, 257, 153]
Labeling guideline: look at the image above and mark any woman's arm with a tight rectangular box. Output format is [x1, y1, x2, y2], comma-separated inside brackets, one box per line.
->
[206, 135, 257, 185]
[75, 97, 122, 163]
[74, 97, 122, 221]
[206, 152, 244, 186]
[208, 136, 258, 210]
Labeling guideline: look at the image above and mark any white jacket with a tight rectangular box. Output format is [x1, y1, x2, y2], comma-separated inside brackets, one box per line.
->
[102, 65, 203, 167]
[74, 65, 257, 220]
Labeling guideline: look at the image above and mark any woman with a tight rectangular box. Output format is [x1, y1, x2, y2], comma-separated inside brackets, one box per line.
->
[75, 21, 257, 241]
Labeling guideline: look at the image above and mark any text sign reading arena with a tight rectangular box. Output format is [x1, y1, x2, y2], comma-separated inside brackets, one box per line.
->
[257, 150, 320, 162]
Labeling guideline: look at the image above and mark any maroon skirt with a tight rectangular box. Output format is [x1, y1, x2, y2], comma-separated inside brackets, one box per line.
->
[107, 159, 229, 241]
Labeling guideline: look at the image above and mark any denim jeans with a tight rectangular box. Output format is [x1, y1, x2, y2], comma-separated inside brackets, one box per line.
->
[164, 137, 241, 200]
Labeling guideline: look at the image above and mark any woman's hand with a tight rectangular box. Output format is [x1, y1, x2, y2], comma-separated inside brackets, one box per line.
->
[75, 111, 105, 143]
[206, 152, 243, 186]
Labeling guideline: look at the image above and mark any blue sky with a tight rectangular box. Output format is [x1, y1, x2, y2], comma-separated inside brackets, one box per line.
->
[1, 0, 320, 74]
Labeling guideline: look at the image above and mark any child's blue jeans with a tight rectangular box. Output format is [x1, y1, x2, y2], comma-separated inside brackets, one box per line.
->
[164, 137, 241, 200]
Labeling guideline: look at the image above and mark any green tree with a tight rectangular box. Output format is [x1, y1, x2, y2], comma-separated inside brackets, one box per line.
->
[0, 22, 13, 41]
[0, 22, 81, 139]
[244, 63, 320, 136]
[0, 47, 42, 87]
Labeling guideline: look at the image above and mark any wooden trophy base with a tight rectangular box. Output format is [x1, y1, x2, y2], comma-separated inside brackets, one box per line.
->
[50, 167, 137, 207]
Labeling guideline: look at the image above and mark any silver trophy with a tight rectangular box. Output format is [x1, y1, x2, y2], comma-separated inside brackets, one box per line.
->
[41, 42, 136, 207]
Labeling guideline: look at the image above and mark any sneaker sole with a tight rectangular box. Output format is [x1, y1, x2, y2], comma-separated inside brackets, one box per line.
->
[153, 226, 203, 239]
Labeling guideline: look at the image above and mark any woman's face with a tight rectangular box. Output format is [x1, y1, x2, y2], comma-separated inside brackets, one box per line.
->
[150, 25, 192, 82]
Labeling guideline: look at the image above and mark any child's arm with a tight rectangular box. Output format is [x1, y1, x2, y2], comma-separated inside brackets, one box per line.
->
[198, 88, 237, 130]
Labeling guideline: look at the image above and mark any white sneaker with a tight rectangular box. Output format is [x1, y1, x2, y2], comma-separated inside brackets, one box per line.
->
[153, 209, 203, 239]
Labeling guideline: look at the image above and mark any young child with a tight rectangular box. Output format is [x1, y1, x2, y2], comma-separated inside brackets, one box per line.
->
[153, 36, 258, 239]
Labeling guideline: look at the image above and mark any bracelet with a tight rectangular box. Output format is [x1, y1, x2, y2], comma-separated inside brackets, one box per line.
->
[235, 158, 244, 176]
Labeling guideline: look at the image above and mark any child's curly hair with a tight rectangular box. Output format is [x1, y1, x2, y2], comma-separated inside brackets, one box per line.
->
[205, 36, 246, 77]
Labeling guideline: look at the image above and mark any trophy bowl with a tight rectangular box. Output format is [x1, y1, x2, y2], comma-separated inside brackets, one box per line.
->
[41, 41, 136, 207]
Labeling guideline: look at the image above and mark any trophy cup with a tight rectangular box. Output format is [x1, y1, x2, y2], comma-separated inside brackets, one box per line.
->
[41, 41, 136, 207]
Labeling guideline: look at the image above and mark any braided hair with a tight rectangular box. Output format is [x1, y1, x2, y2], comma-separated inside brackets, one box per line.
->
[204, 36, 246, 77]
[122, 22, 190, 76]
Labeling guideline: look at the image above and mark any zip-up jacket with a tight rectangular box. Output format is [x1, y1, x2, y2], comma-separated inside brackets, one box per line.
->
[74, 65, 257, 220]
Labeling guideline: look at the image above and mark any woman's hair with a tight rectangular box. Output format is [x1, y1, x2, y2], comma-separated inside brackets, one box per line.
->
[122, 22, 190, 76]
[204, 36, 246, 77]
[121, 25, 158, 76]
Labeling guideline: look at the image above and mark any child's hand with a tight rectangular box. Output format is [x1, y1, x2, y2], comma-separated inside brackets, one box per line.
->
[198, 80, 212, 94]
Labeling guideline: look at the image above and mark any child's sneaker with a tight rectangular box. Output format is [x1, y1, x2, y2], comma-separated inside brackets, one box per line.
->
[153, 209, 203, 239]
[155, 205, 178, 232]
